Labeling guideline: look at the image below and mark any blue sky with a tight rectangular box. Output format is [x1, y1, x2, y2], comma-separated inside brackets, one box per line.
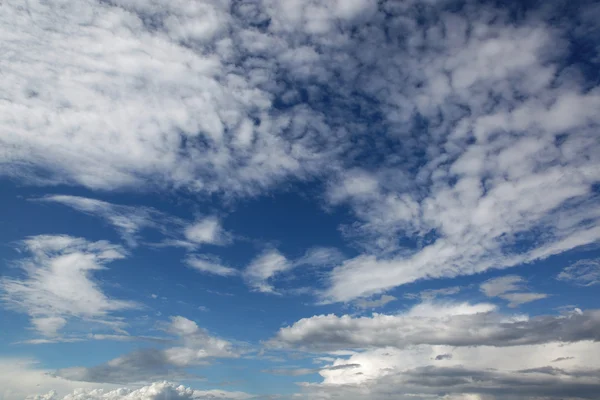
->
[1, 0, 600, 399]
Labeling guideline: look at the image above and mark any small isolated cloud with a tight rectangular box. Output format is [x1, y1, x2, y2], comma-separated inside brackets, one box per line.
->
[480, 276, 524, 297]
[354, 295, 397, 310]
[480, 275, 547, 307]
[557, 258, 600, 286]
[0, 235, 136, 337]
[243, 250, 291, 294]
[434, 353, 453, 361]
[184, 217, 229, 246]
[185, 255, 238, 277]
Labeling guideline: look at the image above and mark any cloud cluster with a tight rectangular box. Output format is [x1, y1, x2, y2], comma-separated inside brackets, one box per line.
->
[2, 0, 599, 307]
[309, 0, 600, 301]
[0, 235, 136, 337]
[0, 0, 343, 194]
[278, 301, 600, 399]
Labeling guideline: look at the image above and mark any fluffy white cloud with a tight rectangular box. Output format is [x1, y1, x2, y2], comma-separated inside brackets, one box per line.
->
[308, 2, 600, 301]
[0, 235, 136, 337]
[299, 341, 600, 399]
[183, 217, 228, 246]
[2, 0, 599, 307]
[39, 382, 254, 400]
[0, 0, 342, 194]
[0, 365, 251, 400]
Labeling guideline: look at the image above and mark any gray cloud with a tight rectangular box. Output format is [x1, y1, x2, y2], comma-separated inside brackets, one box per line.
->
[270, 304, 600, 351]
[300, 363, 600, 400]
[553, 356, 576, 363]
[56, 316, 237, 384]
[480, 275, 548, 308]
[354, 295, 397, 310]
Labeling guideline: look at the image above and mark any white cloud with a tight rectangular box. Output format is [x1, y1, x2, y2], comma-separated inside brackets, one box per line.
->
[185, 255, 238, 277]
[0, 0, 342, 195]
[1, 0, 598, 309]
[38, 196, 233, 250]
[37, 195, 163, 247]
[0, 235, 136, 337]
[303, 341, 600, 399]
[183, 217, 228, 246]
[480, 275, 547, 308]
[0, 365, 252, 400]
[480, 276, 524, 297]
[557, 258, 600, 286]
[46, 382, 254, 400]
[0, 358, 119, 400]
[243, 250, 291, 293]
[30, 317, 67, 337]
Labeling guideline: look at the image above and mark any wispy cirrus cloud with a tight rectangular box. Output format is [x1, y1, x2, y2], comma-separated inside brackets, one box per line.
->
[557, 258, 600, 286]
[37, 195, 232, 250]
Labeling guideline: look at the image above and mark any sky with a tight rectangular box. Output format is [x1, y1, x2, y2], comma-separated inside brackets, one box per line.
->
[1, 0, 600, 399]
